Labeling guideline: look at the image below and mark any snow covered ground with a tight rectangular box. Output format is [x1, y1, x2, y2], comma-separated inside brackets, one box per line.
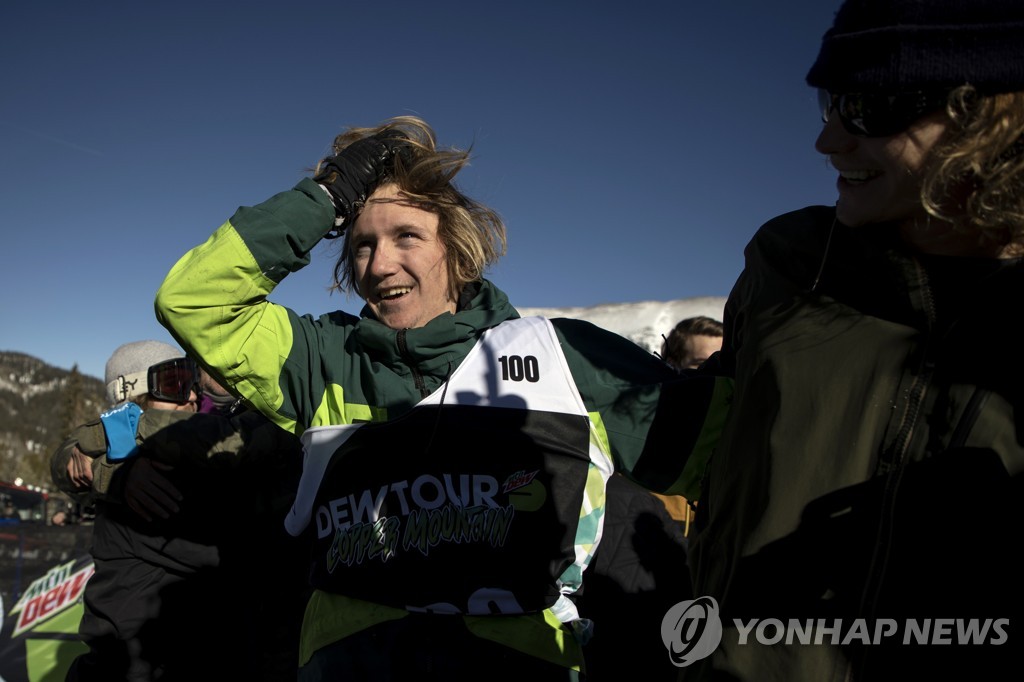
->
[516, 296, 727, 355]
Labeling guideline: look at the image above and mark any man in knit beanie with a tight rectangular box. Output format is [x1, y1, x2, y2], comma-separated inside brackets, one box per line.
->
[103, 340, 184, 406]
[685, 1, 1024, 682]
[51, 338, 307, 682]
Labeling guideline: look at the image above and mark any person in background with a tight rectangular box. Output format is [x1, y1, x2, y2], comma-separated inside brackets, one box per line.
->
[653, 316, 724, 534]
[51, 340, 307, 681]
[659, 316, 724, 372]
[54, 341, 198, 519]
[154, 115, 732, 681]
[196, 364, 241, 415]
[687, 1, 1024, 680]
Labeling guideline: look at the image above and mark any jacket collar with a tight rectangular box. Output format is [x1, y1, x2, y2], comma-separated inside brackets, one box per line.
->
[352, 279, 519, 372]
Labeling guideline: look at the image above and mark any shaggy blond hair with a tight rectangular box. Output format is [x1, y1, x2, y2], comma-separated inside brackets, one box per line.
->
[323, 116, 507, 301]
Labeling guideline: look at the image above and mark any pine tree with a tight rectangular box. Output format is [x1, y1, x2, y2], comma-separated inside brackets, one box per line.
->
[60, 365, 90, 441]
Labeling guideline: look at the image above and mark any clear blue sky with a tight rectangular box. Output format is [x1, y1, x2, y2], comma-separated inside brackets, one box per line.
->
[1, 0, 842, 381]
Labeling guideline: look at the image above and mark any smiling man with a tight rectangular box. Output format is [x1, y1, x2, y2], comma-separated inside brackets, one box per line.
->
[687, 2, 1024, 681]
[155, 116, 731, 681]
[348, 184, 455, 329]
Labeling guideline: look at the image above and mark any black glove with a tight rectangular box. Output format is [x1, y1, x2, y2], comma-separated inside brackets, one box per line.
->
[313, 131, 409, 236]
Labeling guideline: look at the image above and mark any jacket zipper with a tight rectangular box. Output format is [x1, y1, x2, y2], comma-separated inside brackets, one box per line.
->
[859, 256, 936, 618]
[397, 330, 430, 399]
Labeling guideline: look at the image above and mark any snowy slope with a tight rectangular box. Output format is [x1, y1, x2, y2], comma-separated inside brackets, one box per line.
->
[516, 296, 728, 355]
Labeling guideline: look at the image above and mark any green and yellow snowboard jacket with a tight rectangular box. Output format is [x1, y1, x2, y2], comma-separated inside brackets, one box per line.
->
[155, 178, 731, 671]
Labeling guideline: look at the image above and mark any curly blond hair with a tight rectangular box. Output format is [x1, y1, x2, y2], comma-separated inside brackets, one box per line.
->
[323, 116, 507, 302]
[923, 86, 1024, 254]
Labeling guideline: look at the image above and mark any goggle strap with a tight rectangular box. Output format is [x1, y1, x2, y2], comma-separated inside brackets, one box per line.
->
[106, 370, 149, 404]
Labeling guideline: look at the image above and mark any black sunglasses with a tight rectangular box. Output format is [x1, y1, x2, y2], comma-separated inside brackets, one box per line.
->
[147, 357, 199, 403]
[818, 89, 950, 138]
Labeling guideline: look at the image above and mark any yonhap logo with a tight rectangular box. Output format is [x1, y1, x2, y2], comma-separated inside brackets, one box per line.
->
[658, 596, 1010, 670]
[661, 596, 723, 667]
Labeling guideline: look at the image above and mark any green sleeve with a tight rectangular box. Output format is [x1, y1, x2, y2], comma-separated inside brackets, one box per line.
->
[48, 421, 125, 503]
[154, 179, 338, 435]
[49, 422, 104, 500]
[553, 318, 732, 501]
[133, 409, 217, 465]
[134, 410, 276, 467]
[49, 410, 194, 502]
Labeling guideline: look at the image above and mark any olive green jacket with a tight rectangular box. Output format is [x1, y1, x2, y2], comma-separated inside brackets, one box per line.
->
[687, 206, 1024, 681]
[50, 408, 301, 512]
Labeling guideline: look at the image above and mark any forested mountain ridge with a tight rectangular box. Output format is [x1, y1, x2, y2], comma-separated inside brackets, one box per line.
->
[0, 351, 105, 491]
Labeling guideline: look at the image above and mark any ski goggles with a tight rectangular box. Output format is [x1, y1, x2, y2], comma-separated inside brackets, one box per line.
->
[147, 357, 199, 403]
[818, 89, 950, 138]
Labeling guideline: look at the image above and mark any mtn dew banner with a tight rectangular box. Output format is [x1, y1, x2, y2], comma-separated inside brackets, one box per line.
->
[0, 555, 92, 681]
[1, 522, 92, 682]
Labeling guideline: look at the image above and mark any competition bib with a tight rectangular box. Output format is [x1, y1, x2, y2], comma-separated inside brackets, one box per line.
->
[286, 317, 613, 615]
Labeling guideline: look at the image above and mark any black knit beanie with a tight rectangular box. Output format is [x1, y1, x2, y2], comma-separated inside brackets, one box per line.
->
[807, 0, 1024, 94]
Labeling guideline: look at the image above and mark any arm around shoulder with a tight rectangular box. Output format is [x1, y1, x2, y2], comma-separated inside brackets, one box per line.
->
[50, 420, 116, 501]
